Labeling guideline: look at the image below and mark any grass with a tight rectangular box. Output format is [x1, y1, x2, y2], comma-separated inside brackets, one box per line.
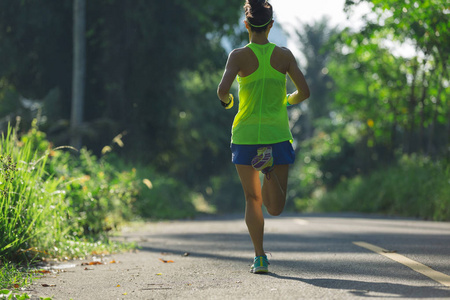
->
[0, 127, 66, 263]
[0, 261, 33, 290]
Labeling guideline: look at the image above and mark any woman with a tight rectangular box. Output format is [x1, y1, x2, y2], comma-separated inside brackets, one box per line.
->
[217, 0, 310, 273]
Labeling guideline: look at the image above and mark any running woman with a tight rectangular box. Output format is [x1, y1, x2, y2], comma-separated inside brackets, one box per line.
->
[217, 0, 310, 274]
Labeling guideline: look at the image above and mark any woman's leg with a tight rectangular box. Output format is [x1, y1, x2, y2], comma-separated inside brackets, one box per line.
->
[235, 164, 265, 257]
[262, 165, 289, 216]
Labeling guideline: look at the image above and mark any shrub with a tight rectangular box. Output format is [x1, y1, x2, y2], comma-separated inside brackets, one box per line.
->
[314, 155, 450, 221]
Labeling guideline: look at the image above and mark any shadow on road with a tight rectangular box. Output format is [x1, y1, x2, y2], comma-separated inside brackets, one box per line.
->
[126, 214, 450, 298]
[267, 273, 450, 298]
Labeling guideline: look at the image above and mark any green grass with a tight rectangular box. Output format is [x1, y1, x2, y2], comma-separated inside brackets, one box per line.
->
[0, 127, 66, 263]
[0, 261, 33, 290]
[308, 155, 450, 221]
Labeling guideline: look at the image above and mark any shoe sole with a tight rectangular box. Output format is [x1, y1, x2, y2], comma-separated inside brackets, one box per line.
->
[252, 266, 268, 274]
[251, 148, 273, 171]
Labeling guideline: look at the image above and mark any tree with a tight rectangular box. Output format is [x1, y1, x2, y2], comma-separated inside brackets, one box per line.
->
[343, 0, 449, 157]
[71, 0, 86, 149]
[290, 18, 338, 141]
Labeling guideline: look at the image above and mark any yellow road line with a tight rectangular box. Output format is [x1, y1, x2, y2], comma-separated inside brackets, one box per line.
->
[353, 241, 450, 287]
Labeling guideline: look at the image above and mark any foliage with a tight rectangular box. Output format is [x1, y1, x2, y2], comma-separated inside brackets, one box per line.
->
[288, 1, 449, 218]
[340, 0, 449, 156]
[0, 127, 67, 262]
[0, 261, 33, 291]
[0, 0, 245, 160]
[133, 166, 196, 220]
[314, 155, 450, 221]
[0, 123, 138, 265]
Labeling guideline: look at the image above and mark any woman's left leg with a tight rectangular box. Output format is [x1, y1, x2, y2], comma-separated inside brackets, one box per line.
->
[235, 164, 266, 257]
[262, 165, 289, 216]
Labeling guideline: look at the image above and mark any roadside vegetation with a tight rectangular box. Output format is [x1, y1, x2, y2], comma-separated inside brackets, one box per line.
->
[0, 122, 195, 294]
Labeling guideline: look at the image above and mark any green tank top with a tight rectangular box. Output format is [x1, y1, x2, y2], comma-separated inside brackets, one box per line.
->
[231, 43, 293, 145]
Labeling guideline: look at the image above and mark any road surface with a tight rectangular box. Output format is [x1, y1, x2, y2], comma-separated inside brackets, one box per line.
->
[30, 213, 450, 299]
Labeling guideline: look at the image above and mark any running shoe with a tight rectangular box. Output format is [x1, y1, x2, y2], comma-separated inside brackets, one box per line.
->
[250, 255, 269, 274]
[251, 146, 273, 172]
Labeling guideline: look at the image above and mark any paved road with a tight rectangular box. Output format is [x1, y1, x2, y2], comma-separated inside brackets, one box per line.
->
[30, 213, 450, 299]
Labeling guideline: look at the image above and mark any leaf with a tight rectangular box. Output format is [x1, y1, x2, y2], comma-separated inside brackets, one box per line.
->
[41, 284, 56, 287]
[116, 284, 121, 287]
[156, 273, 162, 275]
[35, 270, 52, 274]
[13, 284, 20, 288]
[159, 258, 174, 263]
[0, 289, 10, 295]
[17, 293, 31, 300]
[109, 260, 117, 264]
[383, 249, 398, 253]
[81, 261, 102, 266]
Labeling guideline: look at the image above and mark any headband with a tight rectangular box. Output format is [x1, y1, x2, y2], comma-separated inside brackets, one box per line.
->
[247, 17, 273, 28]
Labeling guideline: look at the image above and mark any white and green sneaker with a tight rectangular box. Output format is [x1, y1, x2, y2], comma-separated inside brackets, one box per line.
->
[250, 255, 269, 274]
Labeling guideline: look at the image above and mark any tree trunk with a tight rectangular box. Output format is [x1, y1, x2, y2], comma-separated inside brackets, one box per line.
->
[70, 0, 86, 149]
[406, 62, 418, 154]
[427, 75, 443, 158]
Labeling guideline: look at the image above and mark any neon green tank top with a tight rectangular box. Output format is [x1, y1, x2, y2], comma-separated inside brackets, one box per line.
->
[231, 43, 293, 145]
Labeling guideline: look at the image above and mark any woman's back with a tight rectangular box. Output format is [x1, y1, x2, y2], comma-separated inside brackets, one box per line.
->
[234, 44, 291, 78]
[232, 43, 292, 145]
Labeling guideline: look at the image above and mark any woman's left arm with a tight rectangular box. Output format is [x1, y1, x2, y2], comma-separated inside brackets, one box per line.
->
[217, 50, 240, 104]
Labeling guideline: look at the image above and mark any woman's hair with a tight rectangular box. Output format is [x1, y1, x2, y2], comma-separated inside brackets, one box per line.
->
[244, 0, 273, 33]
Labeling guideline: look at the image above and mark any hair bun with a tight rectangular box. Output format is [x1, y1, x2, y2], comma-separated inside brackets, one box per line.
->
[247, 0, 266, 7]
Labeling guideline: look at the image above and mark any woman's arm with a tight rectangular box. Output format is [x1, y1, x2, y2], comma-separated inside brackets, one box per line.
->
[286, 50, 310, 105]
[217, 50, 240, 104]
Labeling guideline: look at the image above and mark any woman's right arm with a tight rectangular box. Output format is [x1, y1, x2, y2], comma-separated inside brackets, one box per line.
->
[286, 49, 310, 105]
[217, 50, 240, 104]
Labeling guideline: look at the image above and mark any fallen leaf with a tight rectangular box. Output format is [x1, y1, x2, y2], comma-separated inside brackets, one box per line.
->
[123, 292, 128, 295]
[81, 261, 103, 266]
[41, 284, 56, 287]
[109, 260, 118, 264]
[117, 284, 121, 287]
[13, 284, 20, 288]
[159, 258, 174, 263]
[84, 267, 93, 271]
[383, 250, 398, 253]
[35, 270, 52, 274]
[183, 252, 190, 257]
[156, 273, 162, 276]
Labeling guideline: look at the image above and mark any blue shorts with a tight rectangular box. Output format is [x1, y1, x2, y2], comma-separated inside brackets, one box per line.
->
[231, 141, 295, 165]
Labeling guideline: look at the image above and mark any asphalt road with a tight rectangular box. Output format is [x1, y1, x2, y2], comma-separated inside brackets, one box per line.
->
[30, 213, 450, 299]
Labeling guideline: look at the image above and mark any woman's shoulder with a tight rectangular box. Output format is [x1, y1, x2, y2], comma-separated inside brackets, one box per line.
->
[229, 46, 253, 57]
[273, 45, 294, 59]
[228, 46, 255, 66]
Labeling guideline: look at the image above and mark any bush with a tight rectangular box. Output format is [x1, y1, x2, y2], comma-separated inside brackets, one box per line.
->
[133, 166, 196, 219]
[47, 148, 139, 237]
[314, 155, 450, 221]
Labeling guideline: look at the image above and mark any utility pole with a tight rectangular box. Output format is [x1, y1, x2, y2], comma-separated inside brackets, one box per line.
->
[70, 0, 86, 149]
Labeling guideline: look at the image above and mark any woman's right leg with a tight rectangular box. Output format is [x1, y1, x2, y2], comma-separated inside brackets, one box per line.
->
[262, 165, 289, 216]
[235, 164, 265, 257]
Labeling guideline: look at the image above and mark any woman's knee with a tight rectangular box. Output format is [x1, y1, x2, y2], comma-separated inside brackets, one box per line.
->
[267, 205, 284, 216]
[245, 193, 262, 204]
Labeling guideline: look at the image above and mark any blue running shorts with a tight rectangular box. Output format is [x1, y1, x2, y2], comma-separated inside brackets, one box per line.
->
[231, 140, 295, 165]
